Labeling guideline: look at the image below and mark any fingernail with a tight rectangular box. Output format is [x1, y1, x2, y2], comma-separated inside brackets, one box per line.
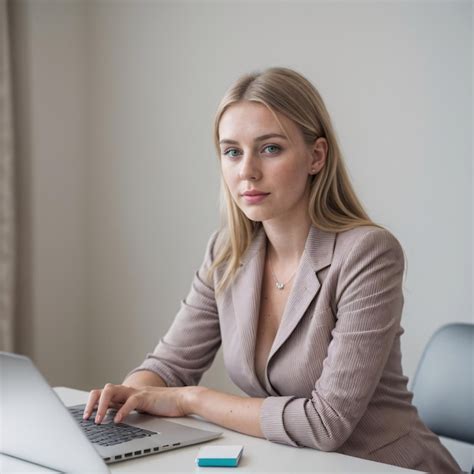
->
[114, 414, 121, 423]
[83, 412, 89, 420]
[95, 414, 102, 424]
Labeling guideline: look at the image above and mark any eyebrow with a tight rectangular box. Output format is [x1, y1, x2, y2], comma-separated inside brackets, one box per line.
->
[219, 133, 288, 146]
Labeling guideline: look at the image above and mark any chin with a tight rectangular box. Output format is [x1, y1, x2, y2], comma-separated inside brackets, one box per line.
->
[240, 208, 275, 223]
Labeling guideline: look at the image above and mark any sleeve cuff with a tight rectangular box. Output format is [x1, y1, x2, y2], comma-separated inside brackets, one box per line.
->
[260, 396, 299, 447]
[125, 357, 185, 387]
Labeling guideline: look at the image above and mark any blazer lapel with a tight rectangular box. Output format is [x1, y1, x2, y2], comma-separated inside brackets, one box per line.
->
[267, 226, 336, 364]
[231, 226, 267, 393]
[230, 225, 336, 395]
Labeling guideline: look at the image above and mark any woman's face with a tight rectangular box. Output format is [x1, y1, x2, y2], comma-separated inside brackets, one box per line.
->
[218, 101, 327, 224]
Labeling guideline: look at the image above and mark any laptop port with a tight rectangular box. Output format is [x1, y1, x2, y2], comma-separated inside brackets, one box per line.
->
[172, 443, 180, 446]
[144, 449, 151, 454]
[124, 452, 133, 458]
[134, 451, 141, 455]
[115, 455, 122, 460]
[153, 447, 159, 452]
[103, 457, 110, 462]
[163, 445, 169, 448]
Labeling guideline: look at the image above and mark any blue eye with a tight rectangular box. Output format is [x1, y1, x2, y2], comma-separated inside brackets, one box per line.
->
[263, 145, 281, 154]
[223, 148, 241, 158]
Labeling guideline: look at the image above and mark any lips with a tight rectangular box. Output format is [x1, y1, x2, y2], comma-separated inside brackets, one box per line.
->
[241, 190, 270, 204]
[242, 190, 269, 197]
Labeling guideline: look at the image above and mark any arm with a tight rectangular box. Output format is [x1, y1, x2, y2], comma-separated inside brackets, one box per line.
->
[125, 231, 221, 388]
[84, 232, 222, 420]
[122, 370, 167, 389]
[259, 228, 405, 451]
[87, 382, 266, 435]
[185, 387, 265, 438]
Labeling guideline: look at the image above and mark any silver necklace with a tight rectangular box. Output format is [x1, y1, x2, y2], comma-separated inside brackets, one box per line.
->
[269, 261, 297, 290]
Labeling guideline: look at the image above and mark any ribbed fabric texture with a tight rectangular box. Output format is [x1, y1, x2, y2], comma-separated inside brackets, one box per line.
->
[129, 225, 461, 473]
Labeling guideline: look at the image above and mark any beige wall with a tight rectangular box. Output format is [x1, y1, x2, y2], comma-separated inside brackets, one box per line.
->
[12, 0, 472, 393]
[12, 0, 89, 388]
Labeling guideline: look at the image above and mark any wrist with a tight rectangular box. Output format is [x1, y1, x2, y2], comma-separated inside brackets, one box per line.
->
[181, 386, 208, 416]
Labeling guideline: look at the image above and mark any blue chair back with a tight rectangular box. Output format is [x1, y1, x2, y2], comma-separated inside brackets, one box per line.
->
[411, 322, 474, 444]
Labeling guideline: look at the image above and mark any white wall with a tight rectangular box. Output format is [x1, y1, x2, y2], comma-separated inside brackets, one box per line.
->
[13, 0, 472, 393]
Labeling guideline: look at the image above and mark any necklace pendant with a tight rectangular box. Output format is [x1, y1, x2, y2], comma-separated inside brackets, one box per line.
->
[275, 282, 285, 290]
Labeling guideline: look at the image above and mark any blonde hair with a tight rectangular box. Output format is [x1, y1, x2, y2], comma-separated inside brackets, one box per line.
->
[210, 67, 381, 292]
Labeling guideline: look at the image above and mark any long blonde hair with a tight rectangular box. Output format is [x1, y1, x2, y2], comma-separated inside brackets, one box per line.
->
[210, 67, 381, 292]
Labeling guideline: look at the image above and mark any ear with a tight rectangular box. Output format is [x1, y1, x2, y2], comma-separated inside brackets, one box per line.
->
[308, 137, 328, 175]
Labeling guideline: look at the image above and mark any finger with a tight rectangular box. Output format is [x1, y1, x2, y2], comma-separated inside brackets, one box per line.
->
[114, 393, 142, 424]
[96, 384, 133, 424]
[108, 401, 124, 410]
[95, 383, 119, 423]
[83, 389, 101, 420]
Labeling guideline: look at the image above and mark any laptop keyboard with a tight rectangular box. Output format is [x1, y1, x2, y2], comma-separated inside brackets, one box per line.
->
[68, 405, 157, 447]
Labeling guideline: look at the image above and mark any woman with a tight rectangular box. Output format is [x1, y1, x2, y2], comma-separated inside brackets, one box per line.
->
[84, 67, 461, 472]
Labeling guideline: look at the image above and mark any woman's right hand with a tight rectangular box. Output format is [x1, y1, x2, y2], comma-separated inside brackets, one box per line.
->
[82, 382, 194, 424]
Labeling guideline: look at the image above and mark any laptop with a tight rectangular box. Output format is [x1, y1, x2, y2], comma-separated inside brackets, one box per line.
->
[0, 352, 222, 472]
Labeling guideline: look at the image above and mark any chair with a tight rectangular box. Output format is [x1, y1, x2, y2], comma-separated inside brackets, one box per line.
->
[411, 322, 474, 473]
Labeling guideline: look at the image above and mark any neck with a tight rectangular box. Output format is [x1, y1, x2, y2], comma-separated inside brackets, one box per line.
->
[262, 211, 312, 266]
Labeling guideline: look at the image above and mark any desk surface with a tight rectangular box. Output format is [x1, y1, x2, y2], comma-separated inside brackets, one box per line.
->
[39, 387, 416, 473]
[0, 387, 419, 473]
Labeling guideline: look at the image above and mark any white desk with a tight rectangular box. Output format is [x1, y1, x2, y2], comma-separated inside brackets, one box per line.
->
[39, 387, 416, 473]
[0, 387, 419, 473]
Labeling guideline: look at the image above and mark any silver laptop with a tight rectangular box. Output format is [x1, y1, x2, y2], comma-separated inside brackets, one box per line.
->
[0, 352, 221, 472]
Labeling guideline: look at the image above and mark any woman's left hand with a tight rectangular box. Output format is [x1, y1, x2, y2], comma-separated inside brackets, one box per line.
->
[83, 383, 198, 424]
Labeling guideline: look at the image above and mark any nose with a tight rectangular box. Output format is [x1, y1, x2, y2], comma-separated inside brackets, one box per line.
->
[238, 152, 261, 181]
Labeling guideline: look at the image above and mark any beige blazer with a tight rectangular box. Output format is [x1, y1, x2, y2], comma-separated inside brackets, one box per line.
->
[131, 225, 460, 473]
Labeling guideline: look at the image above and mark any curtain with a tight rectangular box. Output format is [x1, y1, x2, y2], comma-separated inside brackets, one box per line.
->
[0, 0, 15, 352]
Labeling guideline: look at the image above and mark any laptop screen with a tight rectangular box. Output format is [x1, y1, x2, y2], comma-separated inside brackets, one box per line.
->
[0, 352, 110, 473]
